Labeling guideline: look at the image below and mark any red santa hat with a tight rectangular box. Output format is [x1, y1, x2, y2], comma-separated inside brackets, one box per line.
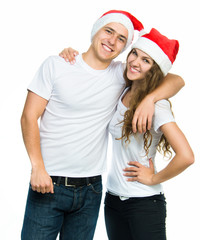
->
[91, 10, 144, 51]
[132, 28, 179, 75]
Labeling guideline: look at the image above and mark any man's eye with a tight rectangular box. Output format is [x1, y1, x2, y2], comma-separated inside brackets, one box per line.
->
[106, 29, 112, 34]
[118, 37, 125, 43]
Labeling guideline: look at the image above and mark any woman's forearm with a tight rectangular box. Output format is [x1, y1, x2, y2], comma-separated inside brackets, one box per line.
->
[152, 153, 194, 185]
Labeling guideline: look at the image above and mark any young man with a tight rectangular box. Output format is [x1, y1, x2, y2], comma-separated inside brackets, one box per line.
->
[21, 10, 184, 240]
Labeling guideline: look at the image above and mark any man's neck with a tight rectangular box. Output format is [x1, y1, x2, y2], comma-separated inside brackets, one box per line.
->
[82, 49, 112, 70]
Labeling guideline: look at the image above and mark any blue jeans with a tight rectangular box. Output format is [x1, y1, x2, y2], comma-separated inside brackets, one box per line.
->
[21, 180, 102, 240]
[105, 192, 166, 240]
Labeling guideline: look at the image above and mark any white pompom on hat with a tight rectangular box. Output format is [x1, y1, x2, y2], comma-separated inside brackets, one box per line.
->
[91, 10, 144, 51]
[132, 28, 179, 75]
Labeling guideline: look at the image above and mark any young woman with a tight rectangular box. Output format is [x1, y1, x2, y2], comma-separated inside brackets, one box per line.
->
[104, 28, 194, 240]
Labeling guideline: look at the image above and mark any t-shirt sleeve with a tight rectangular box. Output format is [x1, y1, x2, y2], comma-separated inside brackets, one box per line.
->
[28, 56, 55, 100]
[153, 100, 175, 133]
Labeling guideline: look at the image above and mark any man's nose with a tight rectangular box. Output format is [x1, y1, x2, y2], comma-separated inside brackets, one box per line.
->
[108, 35, 117, 45]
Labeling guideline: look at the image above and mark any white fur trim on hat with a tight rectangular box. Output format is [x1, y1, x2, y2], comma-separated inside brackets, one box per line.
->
[91, 13, 134, 51]
[132, 37, 172, 76]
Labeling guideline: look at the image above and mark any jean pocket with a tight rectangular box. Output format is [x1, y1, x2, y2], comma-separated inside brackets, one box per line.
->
[89, 181, 103, 194]
[153, 198, 167, 218]
[28, 184, 56, 206]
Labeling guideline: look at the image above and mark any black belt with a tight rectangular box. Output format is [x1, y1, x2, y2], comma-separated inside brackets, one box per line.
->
[51, 175, 101, 187]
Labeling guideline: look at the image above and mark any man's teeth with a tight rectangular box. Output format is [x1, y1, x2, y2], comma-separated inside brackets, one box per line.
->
[103, 44, 112, 52]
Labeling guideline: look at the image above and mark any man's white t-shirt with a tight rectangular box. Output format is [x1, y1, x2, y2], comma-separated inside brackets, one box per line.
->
[28, 55, 125, 177]
[107, 88, 175, 197]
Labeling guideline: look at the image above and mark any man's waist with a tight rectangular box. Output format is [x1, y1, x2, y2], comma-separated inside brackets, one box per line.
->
[51, 175, 101, 187]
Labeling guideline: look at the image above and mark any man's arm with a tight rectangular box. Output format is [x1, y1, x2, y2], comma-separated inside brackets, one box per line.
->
[132, 73, 185, 133]
[21, 91, 54, 194]
[58, 48, 185, 133]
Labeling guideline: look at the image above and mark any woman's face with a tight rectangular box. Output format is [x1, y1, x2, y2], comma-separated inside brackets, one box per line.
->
[126, 48, 154, 81]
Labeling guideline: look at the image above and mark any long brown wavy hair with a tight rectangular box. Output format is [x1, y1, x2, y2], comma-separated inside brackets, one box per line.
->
[119, 49, 173, 159]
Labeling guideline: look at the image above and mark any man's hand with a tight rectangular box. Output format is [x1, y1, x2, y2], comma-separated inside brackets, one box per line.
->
[59, 47, 79, 64]
[31, 167, 54, 194]
[123, 159, 156, 185]
[132, 95, 155, 133]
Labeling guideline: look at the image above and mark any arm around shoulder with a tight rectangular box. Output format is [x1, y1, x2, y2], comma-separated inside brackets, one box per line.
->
[150, 73, 185, 103]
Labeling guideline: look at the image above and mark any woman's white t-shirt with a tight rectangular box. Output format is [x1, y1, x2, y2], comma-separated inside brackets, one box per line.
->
[107, 88, 175, 197]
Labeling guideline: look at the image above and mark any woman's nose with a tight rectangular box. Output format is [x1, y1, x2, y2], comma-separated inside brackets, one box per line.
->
[133, 58, 141, 66]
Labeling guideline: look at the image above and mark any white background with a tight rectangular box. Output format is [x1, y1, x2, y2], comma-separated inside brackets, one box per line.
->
[1, 0, 200, 239]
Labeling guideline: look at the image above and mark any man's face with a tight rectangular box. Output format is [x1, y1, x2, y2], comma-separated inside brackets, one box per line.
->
[91, 22, 128, 63]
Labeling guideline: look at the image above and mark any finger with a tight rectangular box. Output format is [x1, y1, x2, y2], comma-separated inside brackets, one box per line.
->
[73, 51, 79, 56]
[124, 167, 138, 171]
[127, 161, 140, 167]
[132, 114, 138, 133]
[137, 117, 143, 133]
[68, 49, 76, 63]
[41, 186, 47, 194]
[31, 183, 39, 192]
[50, 181, 54, 194]
[123, 172, 138, 177]
[149, 158, 154, 169]
[147, 115, 152, 130]
[31, 185, 36, 192]
[36, 187, 41, 193]
[62, 54, 69, 62]
[126, 177, 138, 182]
[69, 60, 76, 65]
[142, 117, 147, 133]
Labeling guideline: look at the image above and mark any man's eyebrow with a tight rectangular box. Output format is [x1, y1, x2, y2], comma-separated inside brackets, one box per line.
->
[105, 27, 127, 40]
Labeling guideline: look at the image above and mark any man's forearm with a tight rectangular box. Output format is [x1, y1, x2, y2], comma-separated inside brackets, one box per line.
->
[21, 116, 45, 170]
[149, 73, 185, 103]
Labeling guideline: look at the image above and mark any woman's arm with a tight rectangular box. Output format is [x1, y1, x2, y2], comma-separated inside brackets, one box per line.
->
[21, 91, 54, 194]
[123, 122, 194, 185]
[59, 47, 79, 64]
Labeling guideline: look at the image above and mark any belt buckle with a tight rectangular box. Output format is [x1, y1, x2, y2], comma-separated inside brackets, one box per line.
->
[65, 177, 76, 187]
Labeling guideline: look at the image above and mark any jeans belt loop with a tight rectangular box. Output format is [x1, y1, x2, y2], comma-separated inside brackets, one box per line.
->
[86, 177, 90, 186]
[57, 176, 61, 185]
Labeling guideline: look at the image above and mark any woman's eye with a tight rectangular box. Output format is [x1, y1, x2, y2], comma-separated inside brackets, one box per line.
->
[144, 59, 149, 63]
[132, 50, 137, 56]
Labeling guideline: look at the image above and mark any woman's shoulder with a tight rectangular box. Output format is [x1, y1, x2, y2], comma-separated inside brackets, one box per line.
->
[155, 99, 171, 109]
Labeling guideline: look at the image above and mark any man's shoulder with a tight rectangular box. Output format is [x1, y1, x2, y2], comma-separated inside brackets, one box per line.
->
[110, 60, 123, 68]
[45, 55, 67, 65]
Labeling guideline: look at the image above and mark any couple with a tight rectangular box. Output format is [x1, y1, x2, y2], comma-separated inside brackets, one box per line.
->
[21, 10, 194, 240]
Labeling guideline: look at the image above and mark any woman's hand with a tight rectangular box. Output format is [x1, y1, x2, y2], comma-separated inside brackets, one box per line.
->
[59, 47, 79, 64]
[123, 158, 156, 185]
